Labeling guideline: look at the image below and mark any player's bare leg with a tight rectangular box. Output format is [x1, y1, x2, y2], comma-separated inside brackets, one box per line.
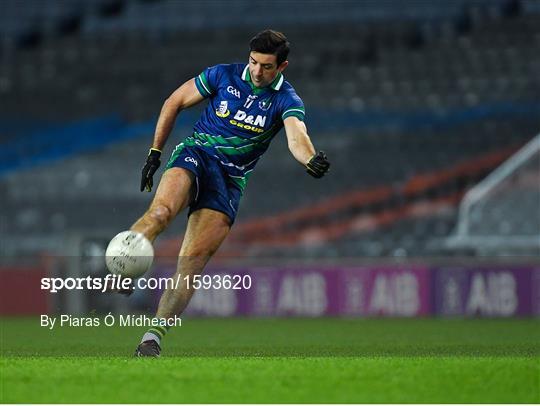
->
[135, 208, 231, 357]
[107, 167, 194, 297]
[131, 167, 195, 242]
[156, 208, 231, 318]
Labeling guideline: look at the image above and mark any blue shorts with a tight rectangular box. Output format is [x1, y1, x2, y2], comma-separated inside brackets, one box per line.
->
[165, 145, 242, 224]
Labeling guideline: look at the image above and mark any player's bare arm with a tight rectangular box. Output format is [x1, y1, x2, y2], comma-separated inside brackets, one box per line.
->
[284, 116, 330, 178]
[152, 78, 205, 151]
[134, 79, 205, 239]
[284, 116, 316, 165]
[140, 79, 204, 192]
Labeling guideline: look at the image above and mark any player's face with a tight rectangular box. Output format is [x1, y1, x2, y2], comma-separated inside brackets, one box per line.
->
[248, 52, 288, 88]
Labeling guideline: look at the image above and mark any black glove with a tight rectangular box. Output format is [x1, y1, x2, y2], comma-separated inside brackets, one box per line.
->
[140, 148, 162, 192]
[306, 151, 330, 178]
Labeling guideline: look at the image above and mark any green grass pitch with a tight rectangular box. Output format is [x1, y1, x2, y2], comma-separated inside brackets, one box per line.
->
[1, 318, 538, 403]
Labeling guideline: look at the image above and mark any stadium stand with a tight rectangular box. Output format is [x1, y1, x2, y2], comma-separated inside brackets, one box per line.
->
[1, 0, 538, 259]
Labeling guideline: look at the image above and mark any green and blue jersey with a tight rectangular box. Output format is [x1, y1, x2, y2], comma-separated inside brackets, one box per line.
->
[170, 63, 305, 192]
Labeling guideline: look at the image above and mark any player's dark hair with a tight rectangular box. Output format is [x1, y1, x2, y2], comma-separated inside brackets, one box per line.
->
[249, 29, 290, 66]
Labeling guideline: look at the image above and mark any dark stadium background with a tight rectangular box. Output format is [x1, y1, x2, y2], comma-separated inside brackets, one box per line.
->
[0, 0, 538, 403]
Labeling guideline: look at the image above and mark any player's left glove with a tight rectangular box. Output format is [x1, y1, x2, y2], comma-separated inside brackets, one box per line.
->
[306, 151, 330, 178]
[140, 148, 162, 192]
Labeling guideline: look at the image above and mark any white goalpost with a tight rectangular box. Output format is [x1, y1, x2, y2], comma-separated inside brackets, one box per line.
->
[446, 133, 540, 254]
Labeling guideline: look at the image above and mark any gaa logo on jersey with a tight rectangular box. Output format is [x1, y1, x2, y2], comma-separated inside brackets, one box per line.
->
[216, 101, 230, 118]
[226, 86, 241, 98]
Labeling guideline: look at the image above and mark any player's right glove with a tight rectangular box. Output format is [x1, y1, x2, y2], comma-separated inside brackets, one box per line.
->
[306, 151, 330, 178]
[140, 148, 162, 192]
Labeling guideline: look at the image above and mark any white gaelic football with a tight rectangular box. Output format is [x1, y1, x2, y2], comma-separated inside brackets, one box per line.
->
[105, 231, 154, 278]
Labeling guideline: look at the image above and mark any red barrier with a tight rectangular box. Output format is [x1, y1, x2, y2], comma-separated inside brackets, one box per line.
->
[0, 267, 49, 315]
